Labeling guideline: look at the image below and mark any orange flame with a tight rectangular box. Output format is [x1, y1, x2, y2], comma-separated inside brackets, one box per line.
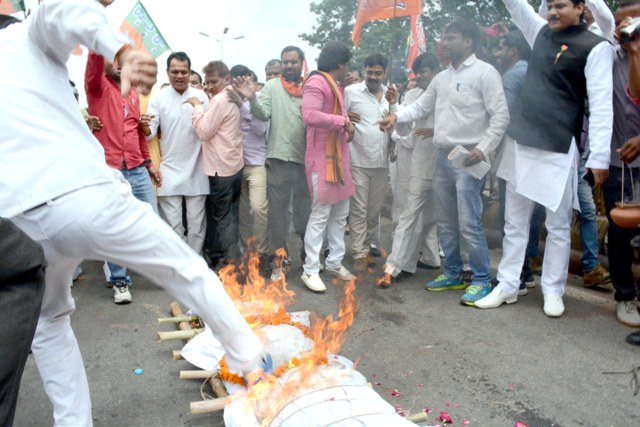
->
[217, 247, 360, 424]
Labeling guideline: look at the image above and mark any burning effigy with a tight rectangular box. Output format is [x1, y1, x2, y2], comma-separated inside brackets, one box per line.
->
[177, 250, 421, 426]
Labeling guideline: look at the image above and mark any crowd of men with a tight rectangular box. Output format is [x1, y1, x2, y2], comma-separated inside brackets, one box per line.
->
[3, 0, 640, 425]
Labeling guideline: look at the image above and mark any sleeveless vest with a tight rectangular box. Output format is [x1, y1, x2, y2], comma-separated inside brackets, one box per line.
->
[508, 24, 605, 153]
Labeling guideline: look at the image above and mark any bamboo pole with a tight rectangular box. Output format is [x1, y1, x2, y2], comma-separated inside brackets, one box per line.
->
[179, 370, 215, 380]
[157, 315, 199, 324]
[169, 301, 192, 332]
[405, 412, 428, 423]
[172, 350, 183, 361]
[157, 328, 203, 341]
[189, 397, 227, 414]
[209, 374, 228, 398]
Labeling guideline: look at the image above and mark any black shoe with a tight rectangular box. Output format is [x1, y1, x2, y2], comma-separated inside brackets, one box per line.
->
[416, 260, 440, 270]
[626, 331, 640, 346]
[369, 244, 382, 258]
[463, 269, 474, 283]
[396, 270, 414, 280]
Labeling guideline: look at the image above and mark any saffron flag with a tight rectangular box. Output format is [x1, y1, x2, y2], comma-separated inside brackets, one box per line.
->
[0, 0, 25, 15]
[120, 0, 170, 59]
[352, 0, 423, 48]
[405, 15, 426, 79]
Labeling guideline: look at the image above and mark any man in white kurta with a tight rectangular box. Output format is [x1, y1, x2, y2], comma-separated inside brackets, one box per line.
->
[382, 53, 442, 283]
[145, 69, 210, 255]
[475, 0, 614, 317]
[0, 1, 262, 424]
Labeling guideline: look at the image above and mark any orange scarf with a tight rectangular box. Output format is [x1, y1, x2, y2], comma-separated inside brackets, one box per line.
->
[311, 71, 345, 186]
[280, 76, 305, 97]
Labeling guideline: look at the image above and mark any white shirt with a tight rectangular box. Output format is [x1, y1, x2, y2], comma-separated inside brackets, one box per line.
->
[0, 0, 127, 218]
[393, 88, 437, 180]
[395, 54, 509, 156]
[500, 0, 614, 211]
[345, 81, 397, 168]
[147, 86, 210, 196]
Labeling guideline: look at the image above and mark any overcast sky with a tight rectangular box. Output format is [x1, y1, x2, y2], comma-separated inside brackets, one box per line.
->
[23, 0, 322, 106]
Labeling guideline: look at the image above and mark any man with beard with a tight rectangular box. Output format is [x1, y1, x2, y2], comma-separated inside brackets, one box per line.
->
[344, 54, 397, 273]
[300, 41, 356, 292]
[143, 52, 210, 258]
[380, 52, 442, 287]
[380, 21, 509, 306]
[475, 0, 614, 317]
[85, 46, 161, 304]
[234, 47, 310, 279]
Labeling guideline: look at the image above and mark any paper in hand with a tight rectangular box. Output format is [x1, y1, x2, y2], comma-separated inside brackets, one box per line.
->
[447, 145, 491, 179]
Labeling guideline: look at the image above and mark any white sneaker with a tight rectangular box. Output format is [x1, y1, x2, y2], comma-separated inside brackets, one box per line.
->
[301, 273, 327, 292]
[474, 288, 517, 309]
[325, 265, 355, 281]
[617, 299, 640, 327]
[113, 283, 132, 304]
[543, 295, 565, 318]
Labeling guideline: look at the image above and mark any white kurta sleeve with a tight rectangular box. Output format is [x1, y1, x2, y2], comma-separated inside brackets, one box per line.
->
[28, 0, 127, 66]
[585, 41, 615, 170]
[502, 0, 547, 47]
[395, 77, 437, 124]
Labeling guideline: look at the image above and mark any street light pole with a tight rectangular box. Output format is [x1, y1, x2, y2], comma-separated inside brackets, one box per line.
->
[197, 28, 244, 62]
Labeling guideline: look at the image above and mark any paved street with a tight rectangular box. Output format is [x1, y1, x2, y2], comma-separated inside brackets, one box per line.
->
[15, 218, 640, 426]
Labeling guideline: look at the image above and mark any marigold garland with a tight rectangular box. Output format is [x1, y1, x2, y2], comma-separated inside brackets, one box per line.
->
[218, 307, 328, 386]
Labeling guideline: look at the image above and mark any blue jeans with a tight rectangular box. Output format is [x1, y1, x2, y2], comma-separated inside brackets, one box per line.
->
[106, 166, 158, 285]
[434, 150, 492, 284]
[577, 153, 600, 272]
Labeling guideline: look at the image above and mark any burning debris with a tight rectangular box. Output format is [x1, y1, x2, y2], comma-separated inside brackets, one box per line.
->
[174, 250, 422, 426]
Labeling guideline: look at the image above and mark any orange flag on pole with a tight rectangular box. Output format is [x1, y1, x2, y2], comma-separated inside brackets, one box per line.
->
[406, 14, 426, 78]
[352, 0, 423, 48]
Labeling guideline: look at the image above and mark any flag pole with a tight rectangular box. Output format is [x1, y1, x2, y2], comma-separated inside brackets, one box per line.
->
[389, 0, 398, 86]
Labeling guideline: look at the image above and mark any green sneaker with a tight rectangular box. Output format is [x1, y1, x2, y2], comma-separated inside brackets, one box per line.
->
[460, 283, 492, 306]
[425, 274, 466, 291]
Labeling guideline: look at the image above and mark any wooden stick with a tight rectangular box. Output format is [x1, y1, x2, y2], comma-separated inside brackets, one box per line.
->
[209, 374, 228, 397]
[405, 412, 427, 423]
[189, 397, 227, 414]
[157, 329, 203, 341]
[172, 350, 183, 361]
[170, 301, 192, 332]
[158, 315, 198, 324]
[180, 370, 216, 380]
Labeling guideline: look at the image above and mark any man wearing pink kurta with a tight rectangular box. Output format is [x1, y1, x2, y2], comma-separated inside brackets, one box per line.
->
[300, 41, 357, 292]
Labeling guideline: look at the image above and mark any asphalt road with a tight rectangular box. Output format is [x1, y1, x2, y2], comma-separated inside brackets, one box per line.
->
[14, 218, 640, 426]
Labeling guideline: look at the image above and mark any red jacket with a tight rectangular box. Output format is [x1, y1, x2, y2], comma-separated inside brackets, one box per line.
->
[85, 51, 150, 170]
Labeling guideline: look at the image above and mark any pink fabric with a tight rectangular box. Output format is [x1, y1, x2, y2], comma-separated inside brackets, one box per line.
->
[302, 74, 355, 205]
[192, 88, 244, 177]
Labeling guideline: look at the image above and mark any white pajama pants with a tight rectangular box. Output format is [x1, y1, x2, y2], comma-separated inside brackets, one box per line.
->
[11, 176, 261, 427]
[496, 178, 574, 296]
[385, 176, 440, 276]
[158, 194, 207, 255]
[303, 173, 350, 275]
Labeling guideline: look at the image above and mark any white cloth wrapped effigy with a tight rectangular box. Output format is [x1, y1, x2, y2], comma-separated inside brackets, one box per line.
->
[180, 312, 417, 427]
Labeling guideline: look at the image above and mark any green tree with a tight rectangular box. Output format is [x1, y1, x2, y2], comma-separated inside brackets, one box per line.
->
[300, 1, 619, 77]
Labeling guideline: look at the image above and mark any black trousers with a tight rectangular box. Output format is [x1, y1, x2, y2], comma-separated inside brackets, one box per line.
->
[206, 170, 243, 263]
[0, 218, 46, 426]
[266, 158, 311, 257]
[602, 166, 640, 302]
